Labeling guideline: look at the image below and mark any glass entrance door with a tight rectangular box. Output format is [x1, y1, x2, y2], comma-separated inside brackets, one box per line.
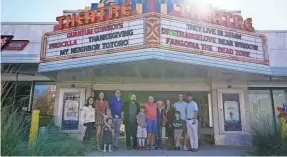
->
[59, 88, 85, 133]
[218, 89, 245, 134]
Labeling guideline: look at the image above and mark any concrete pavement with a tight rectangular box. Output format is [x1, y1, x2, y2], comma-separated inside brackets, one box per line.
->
[87, 145, 249, 156]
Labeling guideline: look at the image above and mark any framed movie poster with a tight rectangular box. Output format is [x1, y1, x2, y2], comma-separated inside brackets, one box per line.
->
[222, 93, 242, 131]
[61, 93, 81, 130]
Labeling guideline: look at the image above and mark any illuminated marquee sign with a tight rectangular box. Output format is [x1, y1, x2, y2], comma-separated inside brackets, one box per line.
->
[45, 19, 144, 58]
[160, 18, 265, 61]
[55, 1, 255, 33]
[56, 1, 131, 30]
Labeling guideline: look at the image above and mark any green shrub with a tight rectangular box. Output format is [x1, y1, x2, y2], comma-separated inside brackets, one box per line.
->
[248, 115, 287, 156]
[39, 115, 55, 127]
[1, 106, 30, 156]
[1, 75, 86, 156]
[1, 105, 87, 156]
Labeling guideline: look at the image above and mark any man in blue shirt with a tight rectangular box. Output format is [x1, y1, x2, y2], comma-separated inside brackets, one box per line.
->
[186, 92, 199, 152]
[174, 93, 188, 150]
[108, 89, 123, 150]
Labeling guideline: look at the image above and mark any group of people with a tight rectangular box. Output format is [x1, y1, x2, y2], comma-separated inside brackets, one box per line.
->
[81, 90, 199, 152]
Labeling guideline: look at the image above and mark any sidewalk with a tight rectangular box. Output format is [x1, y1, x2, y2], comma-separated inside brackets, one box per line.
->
[87, 145, 249, 156]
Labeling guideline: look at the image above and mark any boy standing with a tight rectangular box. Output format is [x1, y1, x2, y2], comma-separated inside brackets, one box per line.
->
[173, 111, 184, 151]
[136, 107, 147, 150]
[144, 96, 157, 150]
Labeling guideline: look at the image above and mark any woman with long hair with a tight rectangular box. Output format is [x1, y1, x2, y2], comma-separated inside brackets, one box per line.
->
[94, 92, 108, 151]
[81, 96, 96, 144]
[164, 100, 176, 150]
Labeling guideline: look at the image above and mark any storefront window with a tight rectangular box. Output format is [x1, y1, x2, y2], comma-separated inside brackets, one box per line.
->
[222, 93, 242, 131]
[32, 83, 56, 115]
[248, 90, 274, 129]
[272, 90, 287, 125]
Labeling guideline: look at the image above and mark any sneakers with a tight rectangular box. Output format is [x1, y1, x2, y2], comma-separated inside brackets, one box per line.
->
[113, 146, 119, 150]
[148, 145, 155, 150]
[176, 146, 181, 151]
[157, 146, 163, 150]
[191, 148, 198, 152]
[139, 146, 145, 150]
[183, 145, 188, 151]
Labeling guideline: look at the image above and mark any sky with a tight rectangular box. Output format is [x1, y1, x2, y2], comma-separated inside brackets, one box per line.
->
[1, 0, 287, 30]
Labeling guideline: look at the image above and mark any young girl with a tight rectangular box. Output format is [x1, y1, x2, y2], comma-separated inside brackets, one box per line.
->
[173, 111, 184, 151]
[102, 118, 113, 152]
[103, 108, 112, 127]
[136, 107, 147, 150]
[81, 96, 96, 144]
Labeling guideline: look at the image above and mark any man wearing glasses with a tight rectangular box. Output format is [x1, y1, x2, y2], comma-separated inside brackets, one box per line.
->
[108, 89, 123, 150]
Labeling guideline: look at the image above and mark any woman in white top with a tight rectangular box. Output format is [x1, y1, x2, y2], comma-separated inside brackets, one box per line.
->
[81, 96, 96, 143]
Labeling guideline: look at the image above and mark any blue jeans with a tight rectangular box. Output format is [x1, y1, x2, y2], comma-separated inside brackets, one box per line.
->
[112, 118, 122, 147]
[156, 125, 162, 147]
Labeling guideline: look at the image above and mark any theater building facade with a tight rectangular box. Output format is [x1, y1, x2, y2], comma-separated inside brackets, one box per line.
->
[1, 0, 287, 146]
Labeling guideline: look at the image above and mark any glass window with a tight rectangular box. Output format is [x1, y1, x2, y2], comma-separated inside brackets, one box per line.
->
[272, 90, 287, 125]
[248, 90, 274, 129]
[32, 83, 56, 115]
[2, 81, 32, 111]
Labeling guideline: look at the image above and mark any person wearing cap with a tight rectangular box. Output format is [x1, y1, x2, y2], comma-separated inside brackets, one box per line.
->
[174, 93, 188, 150]
[186, 92, 199, 152]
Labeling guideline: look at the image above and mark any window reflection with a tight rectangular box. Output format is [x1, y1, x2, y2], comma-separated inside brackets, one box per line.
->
[248, 90, 274, 130]
[273, 90, 287, 125]
[32, 84, 56, 115]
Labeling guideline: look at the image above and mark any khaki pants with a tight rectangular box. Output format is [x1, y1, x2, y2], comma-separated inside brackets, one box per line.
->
[186, 119, 198, 149]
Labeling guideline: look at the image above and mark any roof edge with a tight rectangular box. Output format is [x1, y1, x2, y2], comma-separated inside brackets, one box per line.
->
[1, 22, 57, 25]
[257, 30, 287, 33]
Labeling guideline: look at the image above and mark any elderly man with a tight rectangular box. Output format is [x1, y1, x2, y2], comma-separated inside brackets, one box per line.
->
[174, 93, 188, 150]
[123, 94, 140, 150]
[108, 89, 123, 150]
[186, 92, 199, 152]
[155, 100, 164, 150]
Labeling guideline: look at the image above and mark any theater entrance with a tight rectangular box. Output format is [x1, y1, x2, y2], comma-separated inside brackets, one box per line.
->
[93, 90, 214, 145]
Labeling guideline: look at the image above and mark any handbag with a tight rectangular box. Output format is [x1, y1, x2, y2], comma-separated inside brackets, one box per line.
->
[161, 109, 167, 126]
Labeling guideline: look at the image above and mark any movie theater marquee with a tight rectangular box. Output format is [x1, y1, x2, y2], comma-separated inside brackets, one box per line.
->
[160, 18, 265, 61]
[45, 19, 144, 58]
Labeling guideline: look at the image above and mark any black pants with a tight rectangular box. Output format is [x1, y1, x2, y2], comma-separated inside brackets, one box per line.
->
[125, 123, 137, 148]
[83, 122, 94, 142]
